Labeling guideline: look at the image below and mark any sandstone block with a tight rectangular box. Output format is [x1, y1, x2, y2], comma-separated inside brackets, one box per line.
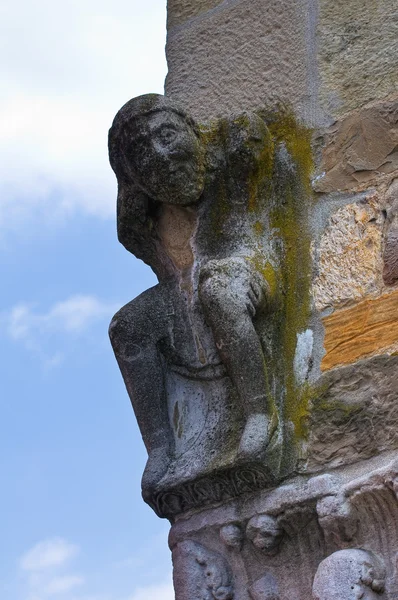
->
[314, 99, 398, 194]
[167, 0, 222, 29]
[307, 356, 398, 471]
[321, 290, 398, 371]
[166, 0, 314, 122]
[318, 0, 398, 117]
[312, 196, 385, 311]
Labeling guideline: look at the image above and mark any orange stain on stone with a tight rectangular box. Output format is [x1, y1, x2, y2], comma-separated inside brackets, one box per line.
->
[321, 290, 398, 371]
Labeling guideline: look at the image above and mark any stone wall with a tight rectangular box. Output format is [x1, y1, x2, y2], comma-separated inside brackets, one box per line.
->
[163, 0, 398, 598]
[166, 0, 398, 435]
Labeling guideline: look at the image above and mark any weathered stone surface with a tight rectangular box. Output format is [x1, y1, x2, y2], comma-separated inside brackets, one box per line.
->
[246, 515, 283, 556]
[169, 453, 398, 600]
[314, 99, 398, 194]
[172, 540, 234, 600]
[321, 291, 398, 371]
[316, 495, 358, 548]
[307, 356, 398, 471]
[108, 94, 314, 518]
[318, 0, 398, 118]
[165, 0, 319, 123]
[220, 524, 243, 550]
[312, 549, 386, 600]
[111, 0, 398, 597]
[312, 195, 385, 311]
[383, 178, 398, 286]
[166, 0, 398, 123]
[249, 574, 279, 600]
[167, 0, 222, 29]
[383, 228, 398, 286]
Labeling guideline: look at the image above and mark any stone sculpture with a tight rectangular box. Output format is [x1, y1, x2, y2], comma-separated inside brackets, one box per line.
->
[108, 0, 398, 596]
[108, 96, 398, 600]
[245, 515, 283, 555]
[172, 540, 234, 600]
[312, 549, 386, 600]
[108, 93, 310, 512]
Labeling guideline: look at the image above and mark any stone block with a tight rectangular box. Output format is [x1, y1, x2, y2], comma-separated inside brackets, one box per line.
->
[312, 195, 385, 312]
[166, 0, 317, 123]
[314, 98, 398, 194]
[169, 453, 398, 600]
[318, 0, 398, 118]
[167, 0, 223, 29]
[321, 290, 398, 371]
[307, 356, 398, 471]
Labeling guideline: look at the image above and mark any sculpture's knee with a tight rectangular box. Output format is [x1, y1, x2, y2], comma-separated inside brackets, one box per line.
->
[109, 302, 151, 361]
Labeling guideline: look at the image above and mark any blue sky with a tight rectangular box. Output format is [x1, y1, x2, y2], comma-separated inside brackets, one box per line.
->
[0, 1, 174, 599]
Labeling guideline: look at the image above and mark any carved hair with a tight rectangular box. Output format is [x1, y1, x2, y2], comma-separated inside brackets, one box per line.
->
[108, 94, 199, 276]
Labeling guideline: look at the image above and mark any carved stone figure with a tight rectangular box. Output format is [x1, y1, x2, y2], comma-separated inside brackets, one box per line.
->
[109, 1, 398, 597]
[246, 514, 284, 555]
[108, 94, 206, 498]
[172, 540, 234, 600]
[312, 549, 386, 600]
[220, 524, 244, 550]
[316, 495, 358, 549]
[108, 94, 293, 506]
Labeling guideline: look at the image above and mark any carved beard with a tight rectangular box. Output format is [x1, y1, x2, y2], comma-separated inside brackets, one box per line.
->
[138, 155, 205, 206]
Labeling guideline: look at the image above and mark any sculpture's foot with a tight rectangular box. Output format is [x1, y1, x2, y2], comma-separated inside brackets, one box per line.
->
[238, 412, 278, 461]
[141, 446, 171, 502]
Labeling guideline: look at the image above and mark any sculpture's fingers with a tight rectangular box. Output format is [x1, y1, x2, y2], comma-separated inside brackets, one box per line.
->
[246, 300, 256, 317]
[250, 281, 262, 300]
[248, 289, 258, 308]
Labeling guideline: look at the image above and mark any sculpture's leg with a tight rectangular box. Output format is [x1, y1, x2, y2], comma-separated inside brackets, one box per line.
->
[199, 258, 278, 459]
[108, 284, 172, 496]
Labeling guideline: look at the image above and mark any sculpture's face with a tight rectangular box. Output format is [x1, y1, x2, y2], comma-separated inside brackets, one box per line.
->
[227, 113, 271, 175]
[128, 110, 205, 205]
[246, 514, 283, 554]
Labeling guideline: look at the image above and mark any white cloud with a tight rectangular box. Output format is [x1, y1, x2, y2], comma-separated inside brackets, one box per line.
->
[43, 574, 85, 595]
[128, 580, 174, 600]
[19, 538, 84, 600]
[7, 295, 117, 340]
[20, 538, 79, 571]
[0, 0, 167, 232]
[3, 295, 118, 365]
[17, 535, 174, 600]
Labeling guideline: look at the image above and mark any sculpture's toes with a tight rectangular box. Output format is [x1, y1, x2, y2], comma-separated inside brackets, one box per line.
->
[238, 412, 278, 461]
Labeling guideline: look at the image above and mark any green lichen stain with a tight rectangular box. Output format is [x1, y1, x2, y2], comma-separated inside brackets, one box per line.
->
[230, 112, 274, 213]
[313, 393, 361, 419]
[249, 254, 278, 298]
[263, 108, 315, 448]
[254, 221, 265, 236]
[199, 108, 316, 458]
[268, 112, 313, 194]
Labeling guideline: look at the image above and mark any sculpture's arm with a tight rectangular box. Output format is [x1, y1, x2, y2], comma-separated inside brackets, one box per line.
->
[117, 185, 174, 280]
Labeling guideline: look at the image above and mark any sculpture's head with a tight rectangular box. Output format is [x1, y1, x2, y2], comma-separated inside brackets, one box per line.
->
[226, 112, 272, 176]
[109, 94, 206, 206]
[312, 549, 386, 600]
[246, 514, 283, 555]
